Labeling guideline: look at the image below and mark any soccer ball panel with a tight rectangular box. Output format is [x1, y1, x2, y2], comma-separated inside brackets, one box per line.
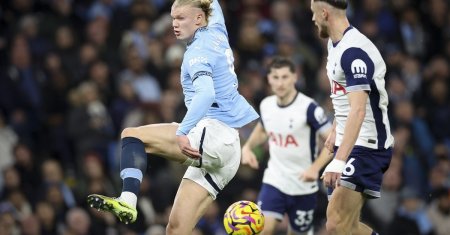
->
[223, 200, 264, 235]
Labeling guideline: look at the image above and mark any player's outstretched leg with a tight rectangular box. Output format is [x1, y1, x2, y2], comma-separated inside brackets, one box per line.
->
[87, 136, 147, 224]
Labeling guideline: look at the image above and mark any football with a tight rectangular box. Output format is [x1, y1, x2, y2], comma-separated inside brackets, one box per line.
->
[223, 200, 265, 235]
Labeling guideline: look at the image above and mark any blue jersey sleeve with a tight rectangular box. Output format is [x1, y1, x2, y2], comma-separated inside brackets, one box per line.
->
[341, 47, 374, 93]
[306, 102, 330, 133]
[177, 48, 215, 135]
[208, 0, 226, 32]
[176, 75, 215, 135]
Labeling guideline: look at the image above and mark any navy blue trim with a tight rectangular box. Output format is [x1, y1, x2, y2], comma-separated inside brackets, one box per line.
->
[187, 26, 207, 46]
[369, 82, 387, 149]
[205, 173, 221, 192]
[332, 25, 353, 47]
[343, 25, 353, 35]
[191, 71, 212, 82]
[277, 92, 298, 108]
[309, 128, 317, 163]
[197, 127, 206, 168]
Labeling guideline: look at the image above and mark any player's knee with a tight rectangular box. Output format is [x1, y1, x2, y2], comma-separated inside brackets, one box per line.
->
[325, 219, 338, 234]
[165, 221, 177, 235]
[326, 216, 351, 235]
[166, 219, 185, 235]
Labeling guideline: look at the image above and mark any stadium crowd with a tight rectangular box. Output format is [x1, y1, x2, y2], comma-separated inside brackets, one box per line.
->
[0, 0, 449, 234]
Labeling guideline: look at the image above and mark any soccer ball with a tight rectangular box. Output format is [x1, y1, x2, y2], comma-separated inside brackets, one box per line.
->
[223, 200, 264, 235]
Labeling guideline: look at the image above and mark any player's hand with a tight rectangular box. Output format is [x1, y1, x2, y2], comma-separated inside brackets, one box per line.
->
[322, 172, 341, 189]
[176, 135, 201, 159]
[299, 167, 319, 182]
[321, 159, 346, 188]
[241, 145, 259, 169]
[324, 130, 336, 152]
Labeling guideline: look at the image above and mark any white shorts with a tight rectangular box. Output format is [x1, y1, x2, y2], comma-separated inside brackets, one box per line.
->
[184, 118, 241, 199]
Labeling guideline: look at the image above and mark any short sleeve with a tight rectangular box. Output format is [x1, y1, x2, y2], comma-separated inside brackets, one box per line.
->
[340, 47, 374, 93]
[306, 102, 330, 133]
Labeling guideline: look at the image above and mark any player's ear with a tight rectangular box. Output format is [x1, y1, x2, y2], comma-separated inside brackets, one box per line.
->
[322, 8, 329, 21]
[195, 12, 204, 25]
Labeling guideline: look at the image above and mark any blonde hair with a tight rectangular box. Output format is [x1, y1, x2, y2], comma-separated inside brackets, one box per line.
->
[173, 0, 213, 22]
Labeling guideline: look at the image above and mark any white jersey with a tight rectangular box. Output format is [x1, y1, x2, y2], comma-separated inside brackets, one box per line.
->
[260, 93, 331, 195]
[326, 26, 394, 150]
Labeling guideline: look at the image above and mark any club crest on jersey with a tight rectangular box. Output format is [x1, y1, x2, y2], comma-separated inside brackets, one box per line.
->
[268, 132, 298, 147]
[331, 80, 347, 95]
[351, 59, 367, 79]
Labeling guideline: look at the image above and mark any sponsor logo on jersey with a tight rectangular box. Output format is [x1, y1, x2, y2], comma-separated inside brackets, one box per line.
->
[268, 132, 299, 147]
[189, 56, 208, 67]
[351, 59, 367, 79]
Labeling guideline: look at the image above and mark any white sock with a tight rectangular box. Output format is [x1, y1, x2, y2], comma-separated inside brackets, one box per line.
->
[119, 191, 137, 208]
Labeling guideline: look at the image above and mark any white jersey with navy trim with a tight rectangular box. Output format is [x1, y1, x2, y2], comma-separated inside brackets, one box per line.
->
[260, 93, 331, 195]
[326, 27, 394, 150]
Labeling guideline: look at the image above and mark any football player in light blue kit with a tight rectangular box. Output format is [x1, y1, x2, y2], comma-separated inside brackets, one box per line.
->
[87, 1, 259, 234]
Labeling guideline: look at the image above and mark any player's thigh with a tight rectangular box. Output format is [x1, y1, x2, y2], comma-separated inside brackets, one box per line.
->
[169, 179, 213, 231]
[327, 186, 364, 225]
[121, 123, 187, 162]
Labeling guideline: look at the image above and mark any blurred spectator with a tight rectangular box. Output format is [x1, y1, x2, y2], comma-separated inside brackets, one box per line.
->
[196, 201, 226, 235]
[0, 202, 20, 235]
[62, 207, 92, 235]
[398, 7, 426, 58]
[35, 201, 58, 235]
[67, 81, 114, 160]
[145, 224, 165, 235]
[366, 159, 403, 234]
[109, 78, 139, 133]
[18, 14, 51, 61]
[11, 143, 40, 203]
[388, 187, 434, 235]
[20, 214, 41, 235]
[87, 60, 114, 105]
[6, 189, 32, 221]
[39, 159, 76, 211]
[1, 167, 22, 201]
[75, 151, 116, 201]
[427, 187, 450, 235]
[118, 47, 161, 104]
[0, 112, 18, 172]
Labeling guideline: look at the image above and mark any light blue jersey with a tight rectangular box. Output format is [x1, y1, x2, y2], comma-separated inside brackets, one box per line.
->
[176, 0, 259, 135]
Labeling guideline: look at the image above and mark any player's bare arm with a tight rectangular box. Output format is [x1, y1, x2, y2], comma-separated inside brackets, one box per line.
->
[241, 122, 268, 169]
[324, 119, 336, 152]
[301, 128, 334, 181]
[323, 91, 368, 188]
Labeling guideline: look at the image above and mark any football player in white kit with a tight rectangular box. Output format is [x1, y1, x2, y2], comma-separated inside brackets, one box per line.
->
[242, 57, 333, 235]
[310, 1, 394, 235]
